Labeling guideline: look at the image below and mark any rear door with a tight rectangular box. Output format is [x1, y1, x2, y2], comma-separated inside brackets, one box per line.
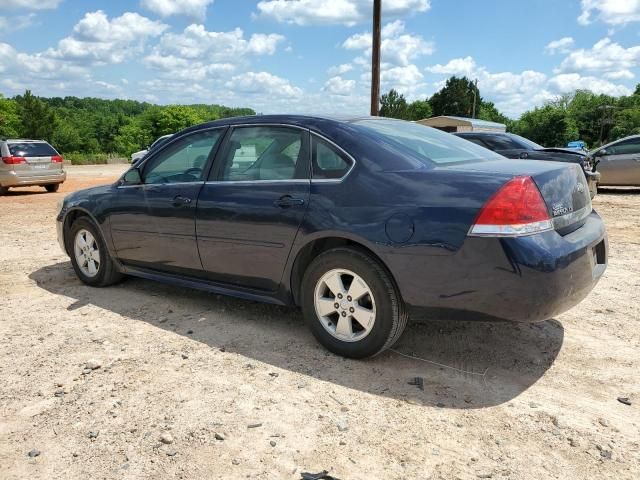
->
[7, 141, 62, 177]
[597, 137, 640, 185]
[196, 125, 310, 291]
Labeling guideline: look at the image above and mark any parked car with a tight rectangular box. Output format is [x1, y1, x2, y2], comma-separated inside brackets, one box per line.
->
[57, 116, 607, 358]
[131, 134, 174, 165]
[454, 132, 600, 198]
[0, 139, 66, 195]
[590, 134, 640, 186]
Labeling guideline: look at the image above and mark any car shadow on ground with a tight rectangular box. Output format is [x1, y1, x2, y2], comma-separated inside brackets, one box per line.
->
[1, 189, 48, 197]
[30, 261, 564, 410]
[597, 187, 640, 195]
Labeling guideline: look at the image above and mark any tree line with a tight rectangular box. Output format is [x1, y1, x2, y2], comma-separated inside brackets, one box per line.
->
[1, 77, 639, 158]
[380, 76, 640, 148]
[0, 91, 254, 157]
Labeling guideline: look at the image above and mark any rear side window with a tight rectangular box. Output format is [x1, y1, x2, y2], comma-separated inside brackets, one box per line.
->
[479, 135, 524, 151]
[607, 138, 640, 156]
[8, 142, 58, 157]
[312, 137, 353, 180]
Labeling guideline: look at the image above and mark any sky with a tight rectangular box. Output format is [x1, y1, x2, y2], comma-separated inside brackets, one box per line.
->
[0, 0, 639, 118]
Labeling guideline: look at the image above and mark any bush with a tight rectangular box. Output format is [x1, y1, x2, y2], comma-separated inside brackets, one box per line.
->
[63, 152, 127, 165]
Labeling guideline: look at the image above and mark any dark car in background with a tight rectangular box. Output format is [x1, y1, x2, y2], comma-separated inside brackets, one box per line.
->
[454, 132, 599, 198]
[56, 115, 607, 358]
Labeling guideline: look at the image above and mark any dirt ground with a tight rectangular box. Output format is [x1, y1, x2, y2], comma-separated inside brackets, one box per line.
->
[0, 165, 638, 480]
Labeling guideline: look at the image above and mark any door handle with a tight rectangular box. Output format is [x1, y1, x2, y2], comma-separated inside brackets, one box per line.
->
[275, 195, 305, 208]
[173, 195, 192, 206]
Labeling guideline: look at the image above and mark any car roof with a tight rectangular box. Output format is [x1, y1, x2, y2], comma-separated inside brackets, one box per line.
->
[454, 131, 510, 136]
[185, 114, 380, 131]
[3, 139, 49, 143]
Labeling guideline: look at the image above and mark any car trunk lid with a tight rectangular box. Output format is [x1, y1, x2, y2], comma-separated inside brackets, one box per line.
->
[444, 158, 592, 234]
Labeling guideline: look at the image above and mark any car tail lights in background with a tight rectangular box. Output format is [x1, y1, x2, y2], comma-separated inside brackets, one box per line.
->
[469, 176, 553, 237]
[1, 156, 27, 165]
[51, 155, 63, 163]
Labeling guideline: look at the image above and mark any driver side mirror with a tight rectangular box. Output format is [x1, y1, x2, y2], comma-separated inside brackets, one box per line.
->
[122, 168, 142, 185]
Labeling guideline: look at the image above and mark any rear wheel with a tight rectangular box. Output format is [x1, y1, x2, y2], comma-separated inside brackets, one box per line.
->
[45, 183, 60, 193]
[301, 247, 407, 358]
[68, 217, 123, 287]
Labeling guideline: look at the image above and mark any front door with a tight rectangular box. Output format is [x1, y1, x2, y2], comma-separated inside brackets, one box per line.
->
[597, 137, 640, 186]
[110, 128, 225, 275]
[196, 125, 311, 291]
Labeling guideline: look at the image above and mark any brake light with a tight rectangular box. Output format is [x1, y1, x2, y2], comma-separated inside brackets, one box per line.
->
[51, 155, 63, 163]
[1, 156, 26, 165]
[469, 176, 553, 237]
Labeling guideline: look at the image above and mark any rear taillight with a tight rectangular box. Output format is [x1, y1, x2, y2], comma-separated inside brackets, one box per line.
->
[1, 156, 26, 165]
[51, 155, 63, 163]
[469, 176, 553, 237]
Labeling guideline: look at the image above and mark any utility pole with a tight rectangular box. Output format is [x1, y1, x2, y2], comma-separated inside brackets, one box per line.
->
[370, 0, 381, 116]
[471, 78, 478, 118]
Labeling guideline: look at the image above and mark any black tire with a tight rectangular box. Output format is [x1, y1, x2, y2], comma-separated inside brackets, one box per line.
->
[301, 247, 408, 359]
[0, 186, 9, 195]
[45, 183, 60, 193]
[68, 217, 123, 287]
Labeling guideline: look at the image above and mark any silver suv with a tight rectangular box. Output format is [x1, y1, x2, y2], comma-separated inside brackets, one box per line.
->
[0, 139, 66, 194]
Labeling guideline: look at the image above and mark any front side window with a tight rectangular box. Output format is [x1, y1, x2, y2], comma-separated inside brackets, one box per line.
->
[480, 135, 526, 151]
[216, 126, 308, 181]
[312, 137, 353, 179]
[143, 130, 222, 184]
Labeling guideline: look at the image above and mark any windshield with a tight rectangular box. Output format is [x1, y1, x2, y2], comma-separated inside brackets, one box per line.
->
[510, 134, 544, 150]
[8, 142, 58, 157]
[354, 119, 503, 166]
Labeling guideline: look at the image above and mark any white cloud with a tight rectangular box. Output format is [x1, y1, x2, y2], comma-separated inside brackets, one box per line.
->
[578, 0, 640, 25]
[323, 76, 356, 96]
[328, 63, 353, 76]
[0, 0, 61, 9]
[225, 71, 303, 98]
[545, 37, 575, 54]
[343, 20, 434, 66]
[548, 73, 632, 96]
[427, 56, 477, 76]
[604, 69, 635, 80]
[556, 38, 640, 76]
[151, 25, 284, 62]
[49, 11, 168, 65]
[255, 0, 430, 26]
[141, 0, 215, 21]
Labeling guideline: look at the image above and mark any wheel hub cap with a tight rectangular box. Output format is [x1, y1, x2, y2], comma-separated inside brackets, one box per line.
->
[313, 268, 376, 343]
[73, 229, 100, 278]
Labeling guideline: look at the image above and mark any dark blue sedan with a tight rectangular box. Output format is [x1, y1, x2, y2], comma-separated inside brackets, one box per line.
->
[57, 115, 607, 358]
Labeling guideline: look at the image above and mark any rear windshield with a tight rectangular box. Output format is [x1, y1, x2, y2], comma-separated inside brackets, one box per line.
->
[354, 119, 503, 166]
[8, 142, 58, 157]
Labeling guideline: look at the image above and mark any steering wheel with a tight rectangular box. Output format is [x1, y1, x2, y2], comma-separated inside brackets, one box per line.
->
[184, 167, 202, 177]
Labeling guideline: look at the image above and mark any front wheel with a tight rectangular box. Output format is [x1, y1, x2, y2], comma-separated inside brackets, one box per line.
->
[301, 247, 407, 358]
[68, 217, 123, 287]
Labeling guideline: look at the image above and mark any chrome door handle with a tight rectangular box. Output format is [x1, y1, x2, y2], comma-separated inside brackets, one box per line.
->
[275, 195, 305, 208]
[173, 195, 192, 206]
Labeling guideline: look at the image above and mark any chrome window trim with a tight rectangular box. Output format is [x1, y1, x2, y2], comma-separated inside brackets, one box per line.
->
[205, 179, 310, 186]
[117, 181, 206, 189]
[309, 132, 356, 184]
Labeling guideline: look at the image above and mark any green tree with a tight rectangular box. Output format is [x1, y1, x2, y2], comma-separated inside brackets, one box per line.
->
[429, 76, 480, 117]
[379, 89, 408, 119]
[477, 101, 509, 124]
[0, 95, 21, 138]
[512, 104, 578, 147]
[406, 99, 432, 121]
[15, 90, 58, 142]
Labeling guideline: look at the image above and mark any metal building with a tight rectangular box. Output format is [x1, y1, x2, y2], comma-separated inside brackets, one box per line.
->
[417, 116, 506, 133]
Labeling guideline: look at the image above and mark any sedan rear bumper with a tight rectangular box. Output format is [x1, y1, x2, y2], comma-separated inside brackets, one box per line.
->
[391, 211, 607, 322]
[0, 170, 66, 187]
